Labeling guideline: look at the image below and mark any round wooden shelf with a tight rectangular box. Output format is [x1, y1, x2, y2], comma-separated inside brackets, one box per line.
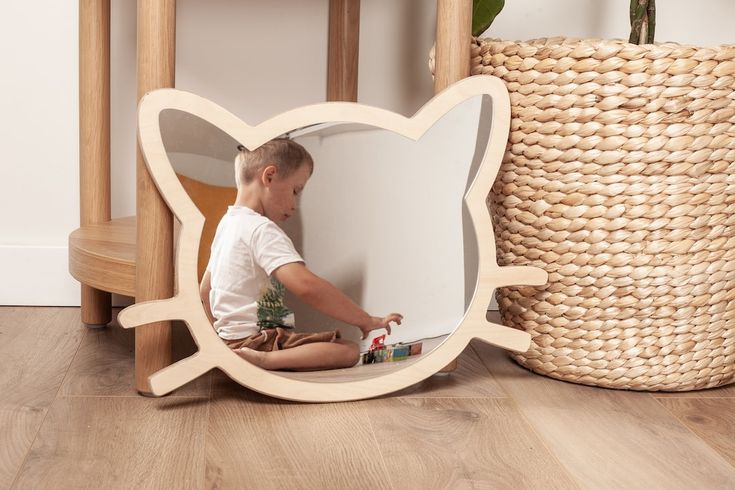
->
[69, 216, 136, 296]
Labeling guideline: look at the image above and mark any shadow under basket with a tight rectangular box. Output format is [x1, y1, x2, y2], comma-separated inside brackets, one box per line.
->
[476, 36, 735, 391]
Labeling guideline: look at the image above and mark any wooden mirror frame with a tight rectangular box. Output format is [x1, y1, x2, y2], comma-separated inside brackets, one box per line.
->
[118, 75, 548, 402]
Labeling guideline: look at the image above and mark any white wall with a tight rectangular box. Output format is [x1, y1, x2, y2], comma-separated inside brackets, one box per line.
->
[487, 0, 735, 45]
[1, 2, 79, 305]
[3, 0, 735, 306]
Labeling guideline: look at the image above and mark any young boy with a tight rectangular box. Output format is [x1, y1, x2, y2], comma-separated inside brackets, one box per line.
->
[199, 138, 402, 371]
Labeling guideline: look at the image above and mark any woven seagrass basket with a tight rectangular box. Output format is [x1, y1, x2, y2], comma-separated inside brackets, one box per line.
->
[474, 37, 735, 391]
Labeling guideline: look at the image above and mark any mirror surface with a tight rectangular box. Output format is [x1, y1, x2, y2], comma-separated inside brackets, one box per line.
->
[159, 96, 488, 375]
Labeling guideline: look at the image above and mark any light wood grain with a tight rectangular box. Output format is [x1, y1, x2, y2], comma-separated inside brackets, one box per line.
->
[657, 398, 735, 467]
[392, 344, 506, 398]
[0, 308, 84, 489]
[13, 397, 208, 489]
[7, 307, 735, 487]
[653, 382, 735, 398]
[327, 0, 360, 102]
[59, 315, 210, 398]
[78, 0, 112, 325]
[205, 392, 389, 489]
[79, 286, 111, 326]
[434, 0, 472, 94]
[135, 0, 177, 394]
[367, 397, 578, 489]
[473, 313, 735, 488]
[68, 216, 136, 296]
[119, 77, 547, 401]
[79, 0, 111, 227]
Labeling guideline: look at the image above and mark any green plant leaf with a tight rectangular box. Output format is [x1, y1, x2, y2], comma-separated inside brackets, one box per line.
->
[473, 0, 505, 37]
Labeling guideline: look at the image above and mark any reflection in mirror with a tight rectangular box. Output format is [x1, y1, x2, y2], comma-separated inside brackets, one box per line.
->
[158, 96, 486, 376]
[160, 109, 239, 280]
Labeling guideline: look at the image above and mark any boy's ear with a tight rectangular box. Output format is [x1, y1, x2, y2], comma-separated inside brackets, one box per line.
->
[261, 164, 278, 185]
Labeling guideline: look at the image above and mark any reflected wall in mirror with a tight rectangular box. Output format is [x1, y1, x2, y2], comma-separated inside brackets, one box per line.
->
[286, 105, 482, 348]
[159, 109, 238, 280]
[119, 77, 548, 402]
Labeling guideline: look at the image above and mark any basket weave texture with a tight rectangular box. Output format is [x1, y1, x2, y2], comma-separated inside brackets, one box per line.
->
[474, 37, 735, 391]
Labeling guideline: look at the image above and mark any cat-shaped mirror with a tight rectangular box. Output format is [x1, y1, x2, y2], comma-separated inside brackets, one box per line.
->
[119, 75, 548, 402]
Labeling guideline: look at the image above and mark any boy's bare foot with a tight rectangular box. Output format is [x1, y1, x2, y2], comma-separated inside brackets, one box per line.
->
[234, 347, 269, 368]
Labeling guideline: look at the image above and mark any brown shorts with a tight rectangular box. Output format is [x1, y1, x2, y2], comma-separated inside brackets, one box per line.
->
[224, 327, 342, 353]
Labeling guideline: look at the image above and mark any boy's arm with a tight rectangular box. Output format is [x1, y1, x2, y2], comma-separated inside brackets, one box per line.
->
[199, 270, 216, 327]
[272, 262, 402, 339]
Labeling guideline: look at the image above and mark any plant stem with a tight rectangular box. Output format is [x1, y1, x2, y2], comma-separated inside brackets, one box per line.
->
[629, 0, 656, 44]
[646, 0, 656, 43]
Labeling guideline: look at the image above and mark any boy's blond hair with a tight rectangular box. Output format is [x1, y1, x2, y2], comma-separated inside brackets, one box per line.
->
[235, 139, 313, 188]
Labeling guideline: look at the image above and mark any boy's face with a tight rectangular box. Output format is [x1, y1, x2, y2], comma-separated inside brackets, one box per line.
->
[261, 161, 312, 222]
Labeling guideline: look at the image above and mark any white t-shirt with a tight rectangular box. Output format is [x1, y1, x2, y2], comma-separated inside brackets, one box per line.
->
[206, 206, 304, 340]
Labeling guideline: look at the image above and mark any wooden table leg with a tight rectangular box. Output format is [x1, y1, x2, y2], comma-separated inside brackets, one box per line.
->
[434, 0, 472, 373]
[135, 0, 176, 395]
[79, 0, 112, 327]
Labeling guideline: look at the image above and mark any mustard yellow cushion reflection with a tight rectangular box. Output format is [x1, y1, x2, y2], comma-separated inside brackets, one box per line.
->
[118, 75, 548, 402]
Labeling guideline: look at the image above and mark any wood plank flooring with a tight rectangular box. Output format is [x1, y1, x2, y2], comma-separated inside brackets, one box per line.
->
[2, 307, 734, 489]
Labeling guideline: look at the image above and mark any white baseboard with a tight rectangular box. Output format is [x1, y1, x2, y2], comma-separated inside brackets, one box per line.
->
[0, 245, 131, 307]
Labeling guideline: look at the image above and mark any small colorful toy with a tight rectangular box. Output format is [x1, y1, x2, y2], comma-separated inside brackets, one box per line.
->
[362, 335, 423, 365]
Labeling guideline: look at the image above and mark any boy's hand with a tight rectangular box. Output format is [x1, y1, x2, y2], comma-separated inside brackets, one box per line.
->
[360, 313, 403, 340]
[273, 263, 404, 340]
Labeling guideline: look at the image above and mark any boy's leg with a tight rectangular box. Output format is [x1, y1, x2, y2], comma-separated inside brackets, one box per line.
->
[235, 339, 360, 371]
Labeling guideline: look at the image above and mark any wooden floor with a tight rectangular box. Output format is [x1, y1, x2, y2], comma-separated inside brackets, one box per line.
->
[3, 307, 735, 489]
